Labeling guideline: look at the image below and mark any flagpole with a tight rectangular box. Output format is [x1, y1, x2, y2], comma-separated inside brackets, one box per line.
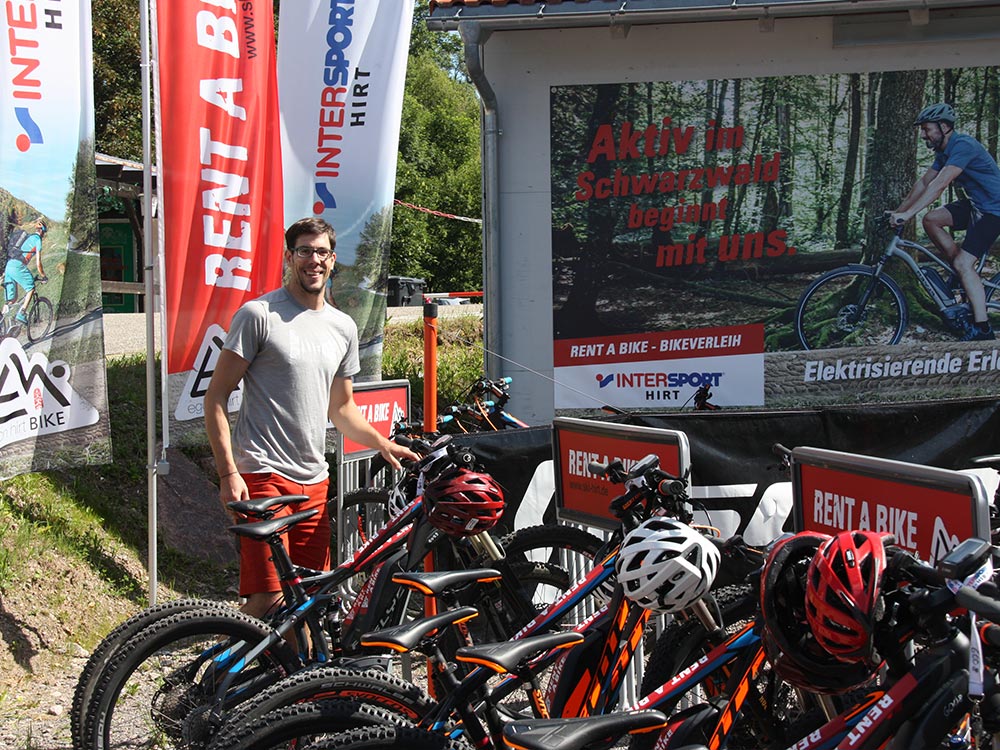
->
[139, 0, 158, 605]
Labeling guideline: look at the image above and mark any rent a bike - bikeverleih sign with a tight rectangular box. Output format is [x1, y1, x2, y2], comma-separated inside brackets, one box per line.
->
[791, 446, 991, 564]
[549, 66, 1000, 413]
[553, 417, 690, 529]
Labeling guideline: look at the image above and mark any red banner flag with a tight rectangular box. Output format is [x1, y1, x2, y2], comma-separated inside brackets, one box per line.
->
[154, 1, 284, 377]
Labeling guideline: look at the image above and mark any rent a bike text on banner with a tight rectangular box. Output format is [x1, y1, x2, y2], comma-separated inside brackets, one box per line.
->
[155, 0, 285, 425]
[550, 66, 1000, 412]
[0, 0, 110, 479]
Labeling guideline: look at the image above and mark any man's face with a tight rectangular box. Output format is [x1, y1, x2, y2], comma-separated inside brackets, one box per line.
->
[920, 122, 947, 152]
[286, 231, 335, 296]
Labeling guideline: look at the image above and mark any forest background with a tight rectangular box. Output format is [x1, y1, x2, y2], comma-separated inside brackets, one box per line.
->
[550, 67, 1000, 351]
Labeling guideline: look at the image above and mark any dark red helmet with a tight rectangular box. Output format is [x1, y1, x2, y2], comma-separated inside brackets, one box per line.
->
[759, 532, 876, 694]
[804, 530, 887, 665]
[422, 467, 505, 537]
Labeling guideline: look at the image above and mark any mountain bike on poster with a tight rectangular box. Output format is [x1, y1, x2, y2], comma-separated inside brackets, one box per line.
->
[794, 214, 1000, 350]
[0, 272, 54, 342]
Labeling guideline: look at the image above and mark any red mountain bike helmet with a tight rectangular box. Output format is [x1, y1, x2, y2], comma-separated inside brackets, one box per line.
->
[804, 530, 887, 665]
[422, 467, 505, 537]
[759, 532, 876, 694]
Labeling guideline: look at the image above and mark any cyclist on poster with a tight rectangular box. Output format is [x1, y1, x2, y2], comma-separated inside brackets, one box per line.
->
[889, 103, 1000, 342]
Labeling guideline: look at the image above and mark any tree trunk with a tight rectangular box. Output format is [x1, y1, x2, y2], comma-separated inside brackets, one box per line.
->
[863, 69, 927, 262]
[835, 73, 862, 248]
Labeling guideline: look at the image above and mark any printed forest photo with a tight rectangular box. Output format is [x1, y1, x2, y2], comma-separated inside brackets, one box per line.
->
[550, 66, 1000, 353]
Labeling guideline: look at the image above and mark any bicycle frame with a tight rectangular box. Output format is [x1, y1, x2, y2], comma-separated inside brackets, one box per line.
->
[877, 227, 998, 312]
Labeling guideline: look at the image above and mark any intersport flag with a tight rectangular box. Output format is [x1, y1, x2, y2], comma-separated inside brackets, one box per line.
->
[153, 0, 284, 422]
[0, 0, 110, 479]
[277, 1, 412, 379]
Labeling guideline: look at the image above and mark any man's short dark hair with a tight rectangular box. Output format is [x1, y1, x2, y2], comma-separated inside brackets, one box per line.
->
[285, 217, 336, 251]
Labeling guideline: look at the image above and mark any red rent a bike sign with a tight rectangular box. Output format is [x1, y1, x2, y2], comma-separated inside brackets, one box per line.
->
[792, 447, 990, 564]
[553, 417, 690, 529]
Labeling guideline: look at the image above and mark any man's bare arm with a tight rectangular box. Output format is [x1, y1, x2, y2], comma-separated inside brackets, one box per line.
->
[205, 348, 251, 507]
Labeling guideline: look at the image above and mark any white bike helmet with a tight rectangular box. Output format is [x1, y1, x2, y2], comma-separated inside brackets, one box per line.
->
[615, 518, 720, 613]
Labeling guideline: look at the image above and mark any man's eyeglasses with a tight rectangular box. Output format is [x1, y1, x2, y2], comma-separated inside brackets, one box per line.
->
[292, 247, 333, 260]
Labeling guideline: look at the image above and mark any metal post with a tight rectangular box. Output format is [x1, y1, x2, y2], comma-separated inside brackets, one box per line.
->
[139, 0, 158, 606]
[423, 302, 438, 433]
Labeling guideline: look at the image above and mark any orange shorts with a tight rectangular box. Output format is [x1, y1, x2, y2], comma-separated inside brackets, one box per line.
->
[237, 473, 331, 596]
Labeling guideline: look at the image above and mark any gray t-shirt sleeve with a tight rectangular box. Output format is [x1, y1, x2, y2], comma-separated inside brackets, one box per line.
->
[338, 316, 361, 379]
[225, 300, 267, 362]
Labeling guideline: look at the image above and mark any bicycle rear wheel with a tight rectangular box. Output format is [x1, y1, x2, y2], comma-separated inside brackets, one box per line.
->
[208, 699, 418, 750]
[498, 523, 606, 623]
[795, 267, 907, 350]
[27, 295, 53, 342]
[206, 666, 435, 750]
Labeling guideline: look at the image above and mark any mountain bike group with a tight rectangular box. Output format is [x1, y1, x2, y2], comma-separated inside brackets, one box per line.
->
[73, 182, 1000, 750]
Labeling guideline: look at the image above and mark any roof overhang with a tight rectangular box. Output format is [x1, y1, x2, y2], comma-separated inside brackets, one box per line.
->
[96, 152, 156, 198]
[428, 0, 1000, 39]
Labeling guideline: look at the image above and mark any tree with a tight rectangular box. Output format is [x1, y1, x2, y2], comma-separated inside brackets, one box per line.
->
[92, 0, 142, 160]
[863, 69, 927, 258]
[388, 29, 482, 292]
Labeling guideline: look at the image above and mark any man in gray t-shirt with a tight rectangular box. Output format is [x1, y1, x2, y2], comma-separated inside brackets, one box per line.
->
[205, 216, 416, 618]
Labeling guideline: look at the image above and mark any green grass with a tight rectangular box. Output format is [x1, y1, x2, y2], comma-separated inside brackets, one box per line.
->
[382, 314, 485, 412]
[0, 314, 485, 627]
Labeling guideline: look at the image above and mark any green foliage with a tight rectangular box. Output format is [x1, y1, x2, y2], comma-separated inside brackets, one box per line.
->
[92, 0, 143, 160]
[390, 18, 483, 293]
[381, 315, 485, 412]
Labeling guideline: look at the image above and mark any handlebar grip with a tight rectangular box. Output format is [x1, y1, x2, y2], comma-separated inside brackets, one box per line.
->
[955, 585, 1000, 622]
[887, 547, 944, 586]
[501, 377, 512, 385]
[588, 461, 608, 476]
[394, 434, 414, 448]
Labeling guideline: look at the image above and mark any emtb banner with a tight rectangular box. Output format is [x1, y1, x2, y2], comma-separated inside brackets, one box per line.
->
[277, 2, 412, 379]
[153, 0, 285, 422]
[0, 0, 110, 479]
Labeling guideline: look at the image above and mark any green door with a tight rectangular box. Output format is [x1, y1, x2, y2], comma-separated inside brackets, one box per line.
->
[99, 220, 137, 313]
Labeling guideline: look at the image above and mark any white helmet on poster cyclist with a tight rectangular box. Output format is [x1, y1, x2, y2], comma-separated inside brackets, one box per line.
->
[615, 517, 720, 613]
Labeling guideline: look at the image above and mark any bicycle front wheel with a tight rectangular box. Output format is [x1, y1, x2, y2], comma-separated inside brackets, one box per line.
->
[85, 609, 298, 750]
[27, 295, 53, 342]
[795, 267, 907, 350]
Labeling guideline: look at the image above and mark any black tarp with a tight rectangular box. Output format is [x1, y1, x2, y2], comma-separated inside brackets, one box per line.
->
[456, 398, 1000, 538]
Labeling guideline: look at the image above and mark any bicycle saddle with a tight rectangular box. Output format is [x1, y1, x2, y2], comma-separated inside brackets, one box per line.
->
[501, 710, 669, 750]
[228, 508, 318, 540]
[360, 606, 479, 653]
[229, 494, 309, 517]
[392, 568, 501, 596]
[455, 631, 583, 674]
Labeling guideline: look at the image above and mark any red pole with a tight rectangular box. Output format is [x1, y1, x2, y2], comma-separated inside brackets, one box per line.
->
[423, 301, 438, 434]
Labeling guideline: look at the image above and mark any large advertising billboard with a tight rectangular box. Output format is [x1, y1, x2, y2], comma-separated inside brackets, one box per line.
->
[551, 66, 1000, 411]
